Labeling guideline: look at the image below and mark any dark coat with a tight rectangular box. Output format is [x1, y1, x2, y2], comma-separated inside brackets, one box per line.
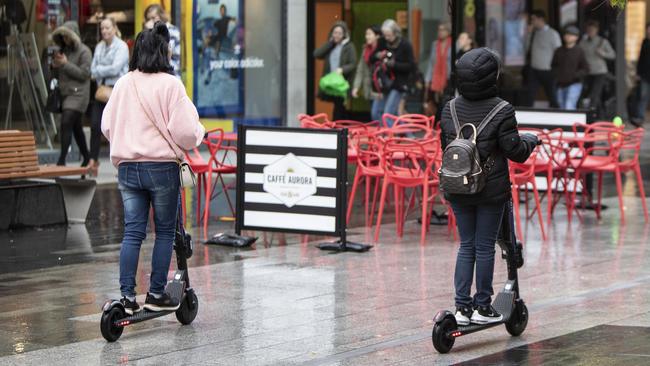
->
[440, 48, 537, 206]
[52, 21, 92, 113]
[313, 22, 357, 83]
[551, 45, 589, 87]
[638, 39, 650, 83]
[372, 37, 415, 93]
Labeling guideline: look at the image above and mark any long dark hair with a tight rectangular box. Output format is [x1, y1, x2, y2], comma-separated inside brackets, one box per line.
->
[129, 21, 173, 74]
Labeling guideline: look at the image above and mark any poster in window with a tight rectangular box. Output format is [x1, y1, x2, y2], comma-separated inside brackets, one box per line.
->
[193, 0, 244, 117]
[503, 0, 526, 66]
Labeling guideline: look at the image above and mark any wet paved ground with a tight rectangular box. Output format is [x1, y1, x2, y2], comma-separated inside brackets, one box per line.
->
[2, 136, 650, 364]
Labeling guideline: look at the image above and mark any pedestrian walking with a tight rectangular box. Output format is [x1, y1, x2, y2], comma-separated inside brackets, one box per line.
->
[635, 23, 650, 123]
[578, 20, 615, 117]
[89, 17, 129, 176]
[352, 25, 383, 122]
[372, 19, 415, 126]
[314, 21, 357, 120]
[552, 25, 589, 110]
[101, 22, 205, 314]
[52, 21, 92, 167]
[439, 48, 537, 326]
[424, 23, 452, 115]
[524, 10, 561, 108]
[144, 4, 181, 78]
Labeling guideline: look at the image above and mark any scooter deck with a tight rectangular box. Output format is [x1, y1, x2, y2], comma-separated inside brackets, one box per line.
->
[456, 291, 515, 333]
[113, 279, 185, 327]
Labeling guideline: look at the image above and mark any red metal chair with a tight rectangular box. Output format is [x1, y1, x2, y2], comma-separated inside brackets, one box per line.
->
[346, 137, 384, 226]
[382, 113, 434, 129]
[570, 127, 648, 224]
[510, 152, 547, 241]
[374, 138, 438, 243]
[202, 129, 237, 237]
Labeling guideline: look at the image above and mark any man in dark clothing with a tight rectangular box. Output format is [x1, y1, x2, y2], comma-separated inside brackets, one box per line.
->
[636, 23, 650, 122]
[439, 48, 537, 326]
[552, 25, 589, 110]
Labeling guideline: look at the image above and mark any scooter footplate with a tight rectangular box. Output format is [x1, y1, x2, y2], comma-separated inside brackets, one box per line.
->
[492, 291, 515, 322]
[114, 280, 186, 326]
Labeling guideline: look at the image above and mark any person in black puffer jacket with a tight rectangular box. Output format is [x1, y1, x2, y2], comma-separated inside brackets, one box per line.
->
[439, 48, 538, 326]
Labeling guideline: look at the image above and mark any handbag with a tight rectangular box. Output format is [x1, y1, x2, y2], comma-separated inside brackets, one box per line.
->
[46, 78, 62, 113]
[130, 75, 196, 187]
[95, 82, 112, 103]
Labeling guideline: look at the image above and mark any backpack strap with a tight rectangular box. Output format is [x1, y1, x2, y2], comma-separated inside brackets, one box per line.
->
[450, 98, 461, 134]
[476, 100, 509, 137]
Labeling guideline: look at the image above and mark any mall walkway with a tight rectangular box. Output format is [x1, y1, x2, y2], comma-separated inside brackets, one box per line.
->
[1, 186, 650, 365]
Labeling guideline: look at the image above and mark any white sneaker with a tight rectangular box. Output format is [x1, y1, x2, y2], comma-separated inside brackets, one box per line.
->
[454, 306, 472, 326]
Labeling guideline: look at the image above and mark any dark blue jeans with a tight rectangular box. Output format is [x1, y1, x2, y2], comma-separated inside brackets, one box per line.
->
[118, 162, 180, 297]
[451, 202, 506, 308]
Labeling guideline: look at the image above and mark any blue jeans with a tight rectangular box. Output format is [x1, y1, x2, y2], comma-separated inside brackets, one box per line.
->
[637, 79, 650, 121]
[451, 202, 506, 308]
[118, 162, 180, 297]
[371, 89, 403, 126]
[556, 82, 583, 110]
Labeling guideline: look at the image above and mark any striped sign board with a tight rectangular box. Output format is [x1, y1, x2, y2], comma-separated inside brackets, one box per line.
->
[235, 126, 347, 237]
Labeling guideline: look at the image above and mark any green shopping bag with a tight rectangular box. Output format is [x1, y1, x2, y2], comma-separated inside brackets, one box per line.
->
[319, 72, 350, 99]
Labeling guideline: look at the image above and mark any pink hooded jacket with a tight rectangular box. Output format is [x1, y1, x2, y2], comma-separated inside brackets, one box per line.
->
[101, 71, 205, 166]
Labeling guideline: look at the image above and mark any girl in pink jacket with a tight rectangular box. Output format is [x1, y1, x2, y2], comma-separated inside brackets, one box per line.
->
[101, 22, 205, 314]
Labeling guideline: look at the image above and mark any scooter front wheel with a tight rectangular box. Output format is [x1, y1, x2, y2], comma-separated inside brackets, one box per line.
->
[506, 301, 528, 336]
[101, 307, 125, 342]
[176, 290, 199, 325]
[432, 317, 456, 353]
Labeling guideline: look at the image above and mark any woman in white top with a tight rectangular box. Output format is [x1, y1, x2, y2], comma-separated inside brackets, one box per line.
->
[90, 17, 129, 175]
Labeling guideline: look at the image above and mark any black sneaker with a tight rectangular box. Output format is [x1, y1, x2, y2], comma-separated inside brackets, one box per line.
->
[143, 292, 180, 312]
[454, 306, 472, 326]
[471, 305, 503, 324]
[120, 297, 141, 315]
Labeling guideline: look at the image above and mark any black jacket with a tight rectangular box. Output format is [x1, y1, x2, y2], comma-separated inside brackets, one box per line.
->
[638, 39, 650, 83]
[551, 46, 589, 87]
[371, 37, 415, 93]
[440, 48, 537, 206]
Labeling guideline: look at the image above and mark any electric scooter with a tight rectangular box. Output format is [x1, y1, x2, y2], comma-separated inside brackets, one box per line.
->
[431, 198, 528, 353]
[100, 208, 198, 342]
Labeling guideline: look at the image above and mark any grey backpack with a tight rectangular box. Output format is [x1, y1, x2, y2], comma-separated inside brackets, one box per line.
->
[439, 99, 508, 195]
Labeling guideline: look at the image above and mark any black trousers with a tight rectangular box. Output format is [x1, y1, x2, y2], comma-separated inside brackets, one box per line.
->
[58, 109, 89, 166]
[582, 74, 607, 118]
[90, 101, 106, 161]
[527, 68, 559, 108]
[332, 97, 347, 121]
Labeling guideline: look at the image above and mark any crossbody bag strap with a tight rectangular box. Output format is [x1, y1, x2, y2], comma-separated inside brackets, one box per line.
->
[130, 74, 182, 163]
[450, 98, 461, 134]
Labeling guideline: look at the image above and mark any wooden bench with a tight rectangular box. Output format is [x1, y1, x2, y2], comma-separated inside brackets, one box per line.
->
[0, 130, 96, 224]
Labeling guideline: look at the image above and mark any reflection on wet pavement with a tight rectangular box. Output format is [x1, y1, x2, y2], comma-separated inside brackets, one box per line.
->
[1, 179, 650, 364]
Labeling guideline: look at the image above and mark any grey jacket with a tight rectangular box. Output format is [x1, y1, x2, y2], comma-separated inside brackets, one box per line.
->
[352, 52, 380, 100]
[91, 37, 129, 86]
[579, 35, 615, 75]
[526, 25, 562, 71]
[424, 39, 452, 84]
[52, 21, 92, 113]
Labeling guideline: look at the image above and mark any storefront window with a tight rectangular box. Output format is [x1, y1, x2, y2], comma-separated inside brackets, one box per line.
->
[193, 0, 283, 127]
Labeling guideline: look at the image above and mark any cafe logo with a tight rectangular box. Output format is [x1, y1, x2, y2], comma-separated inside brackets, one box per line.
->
[263, 153, 317, 208]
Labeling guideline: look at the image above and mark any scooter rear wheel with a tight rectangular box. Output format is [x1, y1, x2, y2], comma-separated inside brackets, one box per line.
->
[101, 307, 125, 342]
[506, 301, 528, 336]
[176, 290, 199, 325]
[432, 317, 456, 353]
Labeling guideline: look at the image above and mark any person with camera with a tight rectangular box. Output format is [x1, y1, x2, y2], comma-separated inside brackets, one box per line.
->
[51, 21, 92, 167]
[89, 17, 129, 176]
[371, 19, 415, 126]
[101, 22, 205, 314]
[314, 21, 357, 120]
[439, 48, 537, 325]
